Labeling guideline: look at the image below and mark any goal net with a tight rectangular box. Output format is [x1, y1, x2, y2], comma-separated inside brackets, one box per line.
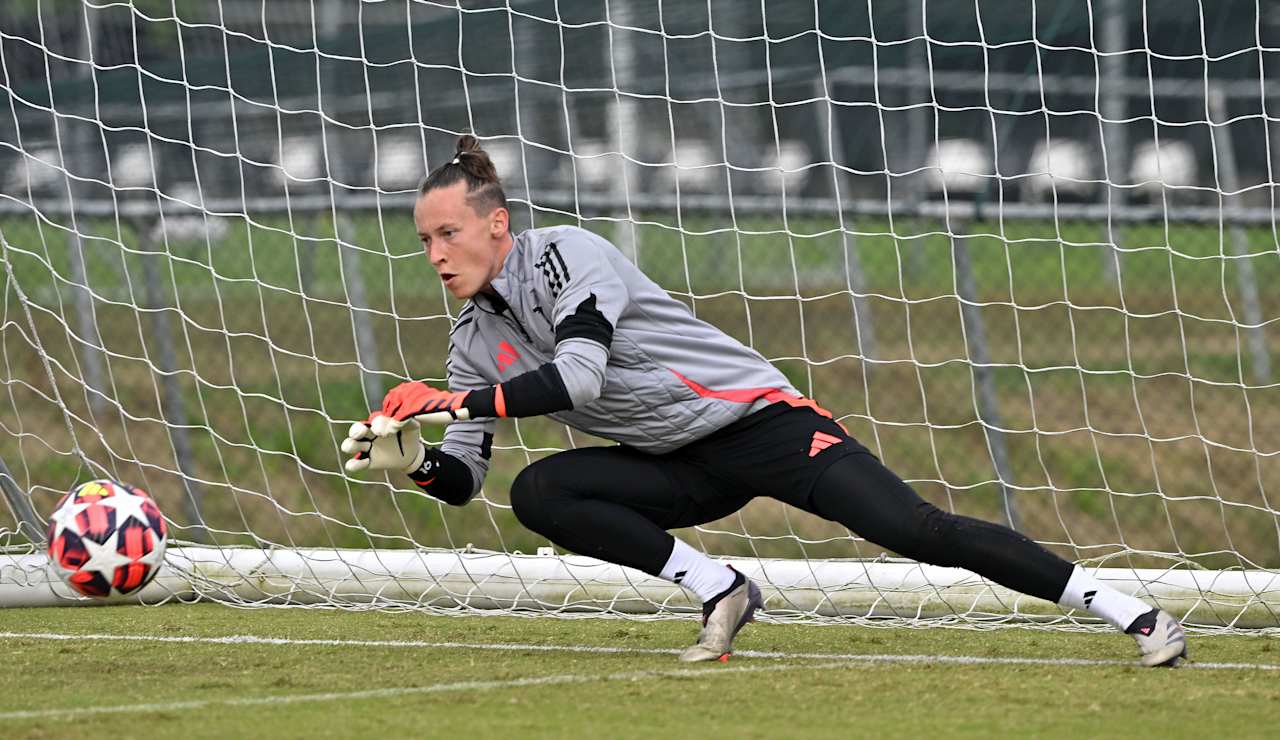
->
[1, 0, 1278, 628]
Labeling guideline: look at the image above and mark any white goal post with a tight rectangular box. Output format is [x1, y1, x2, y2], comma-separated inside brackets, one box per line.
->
[1, 1, 1279, 629]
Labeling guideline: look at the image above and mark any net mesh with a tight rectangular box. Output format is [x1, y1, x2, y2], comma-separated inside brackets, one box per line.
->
[0, 0, 1278, 627]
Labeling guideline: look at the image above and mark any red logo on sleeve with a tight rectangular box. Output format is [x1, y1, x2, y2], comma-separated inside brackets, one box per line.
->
[496, 341, 520, 372]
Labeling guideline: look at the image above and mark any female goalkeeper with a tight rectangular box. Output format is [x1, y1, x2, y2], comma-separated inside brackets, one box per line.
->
[342, 135, 1187, 667]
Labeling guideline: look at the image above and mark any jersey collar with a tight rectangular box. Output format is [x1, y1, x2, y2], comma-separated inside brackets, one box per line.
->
[472, 230, 526, 313]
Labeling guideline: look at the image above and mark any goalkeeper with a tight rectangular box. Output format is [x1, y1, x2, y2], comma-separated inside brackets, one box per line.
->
[343, 135, 1187, 667]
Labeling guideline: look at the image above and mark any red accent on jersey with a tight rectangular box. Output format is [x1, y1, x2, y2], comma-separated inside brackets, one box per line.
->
[496, 340, 520, 372]
[669, 369, 836, 421]
[808, 430, 843, 458]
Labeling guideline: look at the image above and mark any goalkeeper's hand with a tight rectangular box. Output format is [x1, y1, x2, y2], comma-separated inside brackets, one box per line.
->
[341, 418, 426, 474]
[370, 381, 472, 435]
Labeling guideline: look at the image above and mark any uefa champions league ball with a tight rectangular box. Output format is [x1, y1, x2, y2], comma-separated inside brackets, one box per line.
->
[46, 479, 169, 598]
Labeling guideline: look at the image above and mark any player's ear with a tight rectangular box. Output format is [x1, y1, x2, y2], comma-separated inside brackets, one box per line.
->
[489, 206, 509, 238]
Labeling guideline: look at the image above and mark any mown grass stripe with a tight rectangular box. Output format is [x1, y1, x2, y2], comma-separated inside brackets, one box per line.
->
[0, 661, 842, 721]
[1, 630, 1275, 671]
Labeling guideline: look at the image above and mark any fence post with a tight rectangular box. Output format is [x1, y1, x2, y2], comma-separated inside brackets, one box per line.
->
[816, 78, 878, 363]
[138, 224, 209, 542]
[1209, 88, 1271, 385]
[335, 215, 384, 408]
[1099, 0, 1128, 287]
[66, 232, 109, 420]
[952, 222, 1021, 531]
[607, 3, 639, 264]
[0, 455, 43, 544]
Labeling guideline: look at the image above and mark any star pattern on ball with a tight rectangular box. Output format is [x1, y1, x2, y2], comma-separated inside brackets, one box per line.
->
[47, 481, 169, 598]
[47, 499, 92, 541]
[101, 493, 166, 568]
[78, 528, 135, 579]
[104, 488, 156, 529]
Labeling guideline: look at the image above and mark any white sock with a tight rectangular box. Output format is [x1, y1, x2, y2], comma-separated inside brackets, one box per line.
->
[659, 537, 735, 602]
[1057, 566, 1152, 631]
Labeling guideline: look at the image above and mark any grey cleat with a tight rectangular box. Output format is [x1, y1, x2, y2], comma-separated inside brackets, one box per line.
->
[1126, 608, 1188, 667]
[679, 569, 763, 663]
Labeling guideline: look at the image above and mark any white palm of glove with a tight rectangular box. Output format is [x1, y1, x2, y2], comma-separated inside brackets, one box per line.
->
[341, 417, 427, 474]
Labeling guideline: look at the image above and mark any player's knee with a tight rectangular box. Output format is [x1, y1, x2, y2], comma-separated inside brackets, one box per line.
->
[509, 460, 550, 530]
[509, 458, 562, 535]
[901, 502, 963, 567]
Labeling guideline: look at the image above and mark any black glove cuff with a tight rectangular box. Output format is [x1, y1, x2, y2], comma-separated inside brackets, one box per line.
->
[463, 386, 498, 419]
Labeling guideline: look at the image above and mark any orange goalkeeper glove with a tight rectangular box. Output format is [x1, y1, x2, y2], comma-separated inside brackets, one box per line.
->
[369, 381, 478, 435]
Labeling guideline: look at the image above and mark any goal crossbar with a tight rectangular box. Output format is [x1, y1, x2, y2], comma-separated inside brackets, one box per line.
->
[2, 548, 1277, 629]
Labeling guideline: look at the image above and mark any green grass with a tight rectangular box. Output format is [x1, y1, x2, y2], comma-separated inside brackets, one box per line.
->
[0, 603, 1277, 739]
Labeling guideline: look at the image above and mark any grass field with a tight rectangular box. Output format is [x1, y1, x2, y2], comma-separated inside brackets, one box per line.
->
[0, 603, 1277, 739]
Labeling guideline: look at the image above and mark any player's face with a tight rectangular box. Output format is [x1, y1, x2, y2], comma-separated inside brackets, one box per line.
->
[415, 181, 512, 300]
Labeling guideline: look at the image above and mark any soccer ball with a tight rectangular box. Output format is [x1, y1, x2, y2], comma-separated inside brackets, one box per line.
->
[46, 479, 168, 598]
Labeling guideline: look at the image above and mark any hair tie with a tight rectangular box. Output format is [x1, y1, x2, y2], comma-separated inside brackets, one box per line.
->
[450, 152, 465, 165]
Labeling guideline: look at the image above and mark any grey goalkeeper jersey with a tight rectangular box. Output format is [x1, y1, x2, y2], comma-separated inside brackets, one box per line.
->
[440, 225, 803, 497]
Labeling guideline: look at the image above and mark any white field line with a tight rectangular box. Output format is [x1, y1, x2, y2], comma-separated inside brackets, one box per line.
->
[1, 630, 1277, 671]
[0, 661, 844, 722]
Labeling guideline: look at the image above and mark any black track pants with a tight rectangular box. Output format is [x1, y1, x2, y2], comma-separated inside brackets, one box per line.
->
[509, 404, 1072, 603]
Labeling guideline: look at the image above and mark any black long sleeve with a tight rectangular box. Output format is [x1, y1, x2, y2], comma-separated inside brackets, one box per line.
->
[407, 447, 476, 506]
